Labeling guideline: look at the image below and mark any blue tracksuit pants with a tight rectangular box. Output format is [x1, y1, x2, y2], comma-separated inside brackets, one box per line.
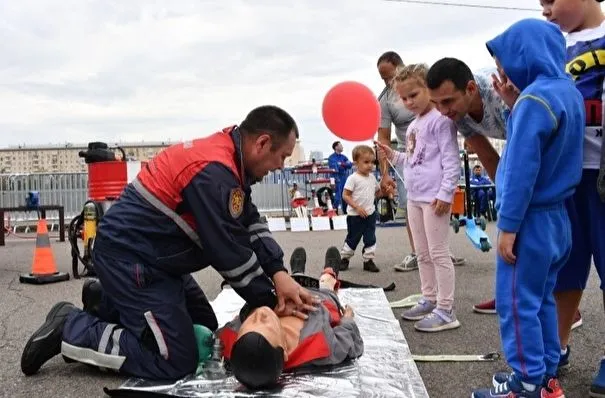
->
[61, 251, 218, 380]
[496, 204, 571, 385]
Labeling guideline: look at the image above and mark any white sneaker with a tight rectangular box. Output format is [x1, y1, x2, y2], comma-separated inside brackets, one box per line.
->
[393, 254, 418, 272]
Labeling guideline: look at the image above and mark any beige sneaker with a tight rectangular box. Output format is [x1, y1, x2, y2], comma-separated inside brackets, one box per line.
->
[393, 254, 418, 272]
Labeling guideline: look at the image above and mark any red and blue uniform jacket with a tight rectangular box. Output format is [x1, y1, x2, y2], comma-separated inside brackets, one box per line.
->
[93, 126, 286, 308]
[218, 289, 364, 370]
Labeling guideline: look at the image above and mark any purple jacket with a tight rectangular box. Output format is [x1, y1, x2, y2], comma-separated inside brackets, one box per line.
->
[392, 108, 460, 203]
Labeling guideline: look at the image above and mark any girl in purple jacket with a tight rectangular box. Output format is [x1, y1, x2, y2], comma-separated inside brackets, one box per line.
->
[376, 63, 461, 332]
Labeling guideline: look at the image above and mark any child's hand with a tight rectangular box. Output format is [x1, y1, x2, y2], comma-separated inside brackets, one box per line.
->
[343, 305, 354, 318]
[374, 140, 394, 162]
[356, 207, 368, 218]
[380, 175, 396, 197]
[492, 71, 520, 109]
[431, 199, 451, 216]
[497, 231, 517, 264]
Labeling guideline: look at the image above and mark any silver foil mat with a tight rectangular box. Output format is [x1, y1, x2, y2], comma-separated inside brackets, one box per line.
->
[112, 288, 429, 397]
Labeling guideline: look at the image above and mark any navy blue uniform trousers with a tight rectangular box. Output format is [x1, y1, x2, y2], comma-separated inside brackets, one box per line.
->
[496, 204, 571, 385]
[61, 252, 218, 380]
[334, 176, 347, 214]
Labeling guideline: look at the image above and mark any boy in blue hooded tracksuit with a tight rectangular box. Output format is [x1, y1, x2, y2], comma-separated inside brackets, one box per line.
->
[471, 19, 585, 398]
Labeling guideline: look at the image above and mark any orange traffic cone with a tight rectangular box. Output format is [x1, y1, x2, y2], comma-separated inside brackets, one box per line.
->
[19, 218, 70, 285]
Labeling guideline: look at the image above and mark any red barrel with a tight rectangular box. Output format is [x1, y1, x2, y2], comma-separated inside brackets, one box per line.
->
[88, 161, 128, 201]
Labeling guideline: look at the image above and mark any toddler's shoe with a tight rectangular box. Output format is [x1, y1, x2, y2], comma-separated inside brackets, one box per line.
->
[363, 259, 379, 272]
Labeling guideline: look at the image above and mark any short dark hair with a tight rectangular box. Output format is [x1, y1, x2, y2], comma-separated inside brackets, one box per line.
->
[230, 331, 285, 390]
[239, 105, 299, 149]
[377, 51, 403, 67]
[332, 141, 341, 150]
[426, 58, 475, 91]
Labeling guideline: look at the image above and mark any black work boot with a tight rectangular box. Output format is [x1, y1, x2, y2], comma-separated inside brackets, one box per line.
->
[340, 258, 350, 271]
[82, 278, 102, 317]
[363, 259, 380, 273]
[324, 246, 341, 277]
[290, 247, 306, 275]
[21, 301, 75, 375]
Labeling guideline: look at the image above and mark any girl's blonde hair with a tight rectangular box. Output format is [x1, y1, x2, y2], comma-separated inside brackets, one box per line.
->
[391, 63, 430, 88]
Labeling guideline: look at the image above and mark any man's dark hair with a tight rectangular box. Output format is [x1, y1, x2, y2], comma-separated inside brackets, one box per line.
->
[239, 105, 299, 149]
[230, 331, 285, 390]
[332, 141, 341, 150]
[377, 51, 403, 67]
[426, 58, 475, 91]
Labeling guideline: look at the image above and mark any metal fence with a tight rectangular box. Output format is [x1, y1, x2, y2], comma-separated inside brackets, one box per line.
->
[0, 170, 345, 227]
[1, 173, 88, 229]
[1, 153, 483, 230]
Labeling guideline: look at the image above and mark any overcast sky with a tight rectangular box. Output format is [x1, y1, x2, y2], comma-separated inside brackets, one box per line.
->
[0, 0, 583, 157]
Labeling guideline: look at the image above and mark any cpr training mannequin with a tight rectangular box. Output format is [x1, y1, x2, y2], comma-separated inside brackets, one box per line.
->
[217, 246, 364, 389]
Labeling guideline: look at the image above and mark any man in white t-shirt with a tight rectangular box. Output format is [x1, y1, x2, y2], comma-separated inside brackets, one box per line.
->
[376, 51, 466, 272]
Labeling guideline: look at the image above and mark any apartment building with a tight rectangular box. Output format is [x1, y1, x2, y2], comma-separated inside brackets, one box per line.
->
[0, 142, 171, 174]
[308, 150, 324, 162]
[284, 140, 306, 167]
[0, 135, 503, 174]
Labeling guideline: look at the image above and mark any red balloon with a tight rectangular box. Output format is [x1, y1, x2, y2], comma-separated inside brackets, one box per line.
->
[322, 81, 381, 142]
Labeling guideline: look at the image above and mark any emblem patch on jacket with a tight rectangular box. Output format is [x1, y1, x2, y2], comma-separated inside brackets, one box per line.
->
[229, 188, 245, 218]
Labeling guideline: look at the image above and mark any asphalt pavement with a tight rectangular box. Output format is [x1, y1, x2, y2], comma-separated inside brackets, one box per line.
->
[0, 223, 602, 397]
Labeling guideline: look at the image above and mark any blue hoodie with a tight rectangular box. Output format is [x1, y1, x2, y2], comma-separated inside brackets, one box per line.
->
[486, 19, 585, 233]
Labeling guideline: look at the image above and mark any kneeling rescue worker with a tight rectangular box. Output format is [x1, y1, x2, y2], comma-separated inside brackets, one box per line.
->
[20, 105, 319, 380]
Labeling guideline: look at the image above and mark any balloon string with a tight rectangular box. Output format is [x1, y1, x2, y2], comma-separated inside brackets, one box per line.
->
[385, 157, 405, 183]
